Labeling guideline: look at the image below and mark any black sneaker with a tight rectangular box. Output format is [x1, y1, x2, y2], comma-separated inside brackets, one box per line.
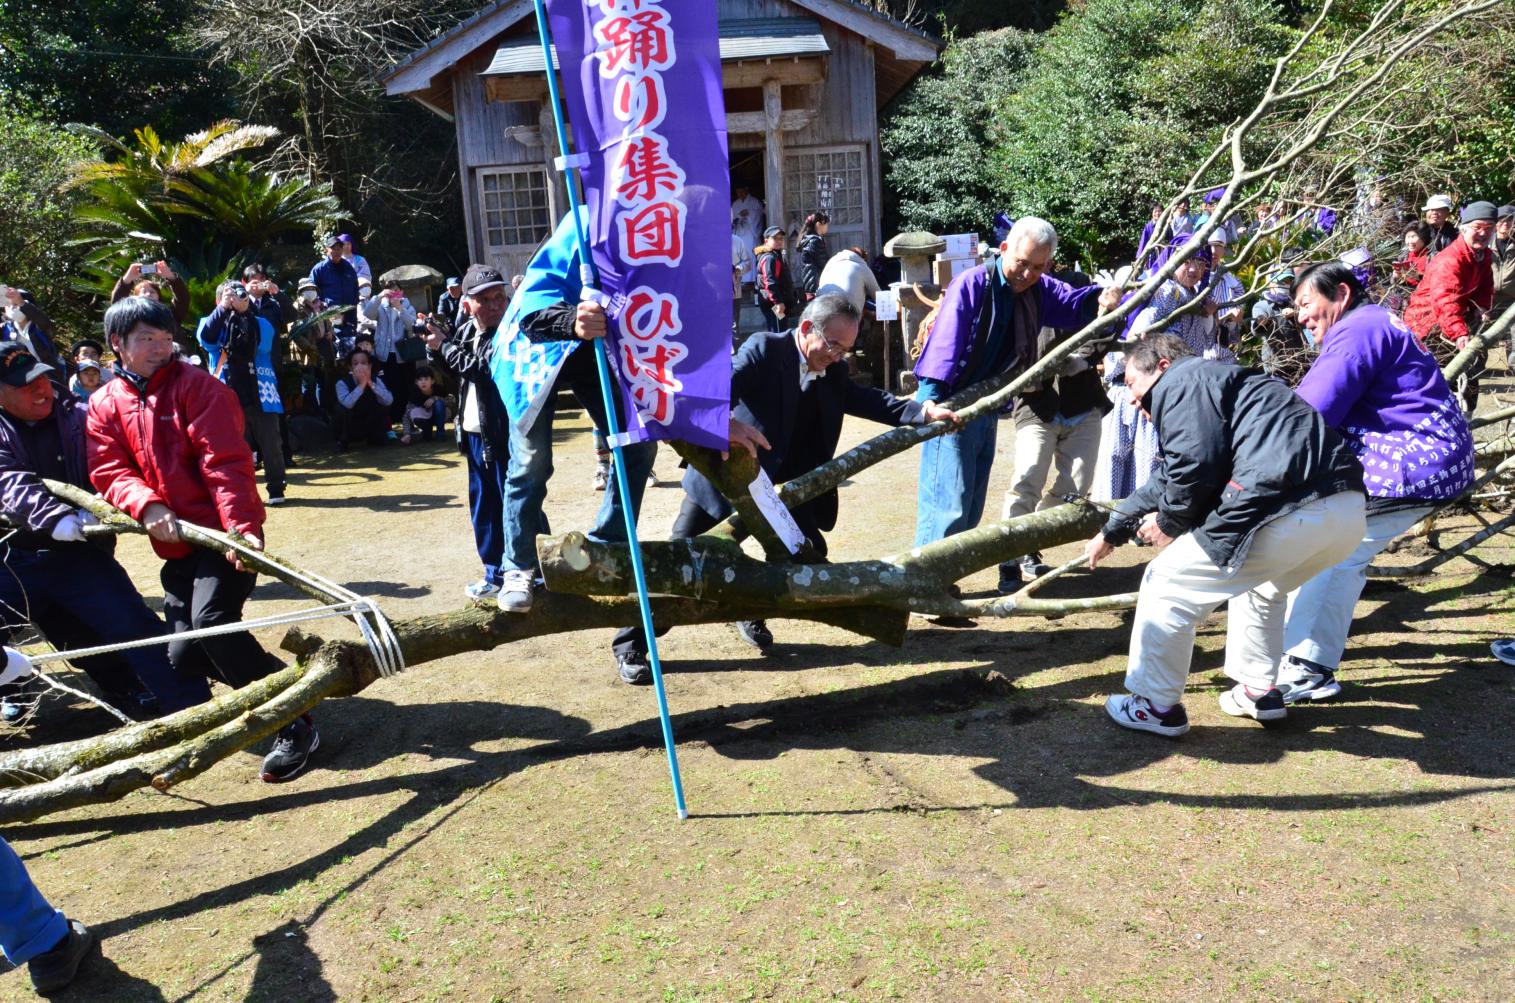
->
[28, 918, 96, 993]
[996, 561, 1021, 595]
[616, 651, 652, 686]
[261, 714, 320, 783]
[1019, 551, 1052, 581]
[735, 620, 773, 651]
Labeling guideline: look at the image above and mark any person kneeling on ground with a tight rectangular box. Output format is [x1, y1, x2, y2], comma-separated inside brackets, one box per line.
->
[399, 365, 448, 445]
[1083, 333, 1366, 737]
[88, 296, 320, 782]
[1276, 262, 1475, 704]
[334, 348, 392, 451]
[611, 294, 956, 685]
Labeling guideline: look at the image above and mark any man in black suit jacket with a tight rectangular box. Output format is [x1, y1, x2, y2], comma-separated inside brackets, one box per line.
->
[613, 294, 956, 684]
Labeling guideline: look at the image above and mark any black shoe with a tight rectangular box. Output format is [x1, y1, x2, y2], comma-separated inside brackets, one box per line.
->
[996, 561, 1022, 595]
[261, 715, 320, 783]
[735, 620, 773, 651]
[616, 651, 652, 686]
[1019, 552, 1052, 581]
[28, 918, 96, 993]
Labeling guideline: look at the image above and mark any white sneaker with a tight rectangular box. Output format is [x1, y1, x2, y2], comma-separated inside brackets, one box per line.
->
[1219, 684, 1287, 721]
[497, 570, 535, 613]
[1104, 694, 1189, 737]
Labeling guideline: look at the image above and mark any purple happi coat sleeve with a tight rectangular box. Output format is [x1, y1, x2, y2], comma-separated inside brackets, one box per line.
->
[913, 266, 989, 386]
[1296, 317, 1377, 429]
[1037, 275, 1102, 330]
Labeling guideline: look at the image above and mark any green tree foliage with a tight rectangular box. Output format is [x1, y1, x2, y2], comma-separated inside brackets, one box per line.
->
[880, 28, 1039, 236]
[65, 121, 341, 293]
[0, 110, 97, 338]
[0, 0, 233, 138]
[991, 0, 1292, 264]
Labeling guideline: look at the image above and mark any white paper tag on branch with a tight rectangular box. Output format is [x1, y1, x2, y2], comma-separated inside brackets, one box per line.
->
[874, 287, 899, 322]
[747, 468, 806, 555]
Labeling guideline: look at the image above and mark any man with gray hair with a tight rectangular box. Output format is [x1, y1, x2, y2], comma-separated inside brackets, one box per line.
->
[610, 294, 956, 684]
[913, 216, 1120, 547]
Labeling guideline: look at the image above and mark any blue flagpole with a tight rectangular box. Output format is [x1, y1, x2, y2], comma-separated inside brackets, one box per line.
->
[529, 0, 688, 820]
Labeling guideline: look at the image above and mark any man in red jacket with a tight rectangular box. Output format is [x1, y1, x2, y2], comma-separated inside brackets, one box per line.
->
[87, 296, 320, 782]
[1404, 200, 1497, 413]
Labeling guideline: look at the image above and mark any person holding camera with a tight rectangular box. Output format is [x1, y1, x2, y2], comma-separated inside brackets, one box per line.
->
[361, 280, 419, 423]
[197, 281, 288, 505]
[109, 261, 191, 349]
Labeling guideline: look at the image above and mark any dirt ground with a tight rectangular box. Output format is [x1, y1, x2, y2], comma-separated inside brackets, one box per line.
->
[2, 397, 1513, 1002]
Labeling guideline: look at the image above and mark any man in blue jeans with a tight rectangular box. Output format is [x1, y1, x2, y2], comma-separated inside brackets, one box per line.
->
[490, 212, 656, 613]
[911, 217, 1120, 548]
[0, 838, 94, 993]
[0, 650, 96, 993]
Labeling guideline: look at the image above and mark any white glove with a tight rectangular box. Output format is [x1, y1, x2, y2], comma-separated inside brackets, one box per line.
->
[50, 513, 85, 543]
[0, 648, 34, 687]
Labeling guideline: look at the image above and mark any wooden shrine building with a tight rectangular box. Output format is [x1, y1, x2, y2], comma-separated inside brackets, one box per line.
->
[382, 0, 941, 277]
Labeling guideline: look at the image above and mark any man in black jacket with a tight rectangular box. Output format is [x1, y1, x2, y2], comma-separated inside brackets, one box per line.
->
[1083, 334, 1366, 737]
[611, 294, 956, 683]
[424, 264, 513, 600]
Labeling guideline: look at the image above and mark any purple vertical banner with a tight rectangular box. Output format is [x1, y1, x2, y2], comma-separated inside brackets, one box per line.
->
[546, 0, 732, 451]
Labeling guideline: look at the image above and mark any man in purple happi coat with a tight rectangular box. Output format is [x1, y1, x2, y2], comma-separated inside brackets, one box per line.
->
[912, 217, 1120, 546]
[1278, 261, 1474, 704]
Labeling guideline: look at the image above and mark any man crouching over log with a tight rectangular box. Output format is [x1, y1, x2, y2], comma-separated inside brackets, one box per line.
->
[610, 294, 957, 684]
[87, 297, 321, 782]
[1083, 333, 1366, 737]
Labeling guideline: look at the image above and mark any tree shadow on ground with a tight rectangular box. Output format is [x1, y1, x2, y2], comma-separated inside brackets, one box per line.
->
[4, 560, 1509, 995]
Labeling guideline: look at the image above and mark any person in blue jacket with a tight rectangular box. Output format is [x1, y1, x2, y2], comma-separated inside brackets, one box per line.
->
[197, 281, 288, 505]
[309, 234, 360, 335]
[488, 210, 656, 614]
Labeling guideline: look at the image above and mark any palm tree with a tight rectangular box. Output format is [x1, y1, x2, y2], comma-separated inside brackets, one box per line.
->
[65, 120, 341, 293]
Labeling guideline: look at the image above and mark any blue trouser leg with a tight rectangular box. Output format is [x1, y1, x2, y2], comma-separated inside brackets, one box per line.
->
[0, 837, 66, 965]
[562, 352, 655, 543]
[502, 392, 556, 574]
[465, 431, 506, 585]
[914, 408, 999, 547]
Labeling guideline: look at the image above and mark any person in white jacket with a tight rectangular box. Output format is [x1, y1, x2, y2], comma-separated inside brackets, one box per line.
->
[361, 281, 417, 422]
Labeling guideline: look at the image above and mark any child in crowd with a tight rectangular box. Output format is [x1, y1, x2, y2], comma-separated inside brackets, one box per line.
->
[69, 361, 103, 401]
[400, 366, 449, 444]
[334, 348, 392, 451]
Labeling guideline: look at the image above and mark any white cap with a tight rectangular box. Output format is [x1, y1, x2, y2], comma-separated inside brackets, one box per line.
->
[1207, 231, 1230, 246]
[1423, 194, 1453, 211]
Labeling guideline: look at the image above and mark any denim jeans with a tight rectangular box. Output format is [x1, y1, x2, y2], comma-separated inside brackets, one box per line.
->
[502, 346, 656, 573]
[0, 837, 65, 965]
[464, 431, 510, 586]
[913, 387, 999, 547]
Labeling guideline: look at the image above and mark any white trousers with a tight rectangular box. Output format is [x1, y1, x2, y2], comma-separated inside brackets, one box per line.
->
[1001, 414, 1103, 521]
[1125, 491, 1367, 707]
[1283, 504, 1435, 670]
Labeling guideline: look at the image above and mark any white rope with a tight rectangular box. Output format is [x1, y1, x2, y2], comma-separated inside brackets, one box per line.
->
[25, 601, 372, 666]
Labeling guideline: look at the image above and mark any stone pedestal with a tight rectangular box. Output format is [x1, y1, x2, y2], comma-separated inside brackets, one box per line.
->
[883, 231, 946, 392]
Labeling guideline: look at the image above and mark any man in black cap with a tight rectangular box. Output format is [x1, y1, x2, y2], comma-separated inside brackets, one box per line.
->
[436, 276, 465, 331]
[0, 340, 211, 721]
[425, 264, 514, 599]
[309, 234, 360, 335]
